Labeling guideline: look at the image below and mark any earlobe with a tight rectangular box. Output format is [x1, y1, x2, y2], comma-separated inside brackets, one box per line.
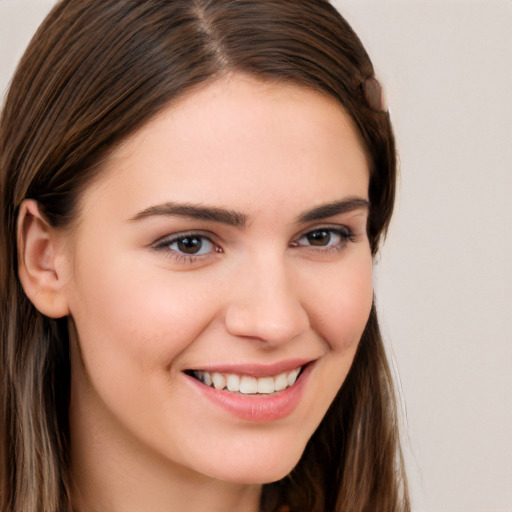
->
[17, 199, 70, 318]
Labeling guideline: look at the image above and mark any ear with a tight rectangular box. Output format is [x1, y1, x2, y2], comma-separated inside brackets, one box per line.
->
[17, 199, 70, 318]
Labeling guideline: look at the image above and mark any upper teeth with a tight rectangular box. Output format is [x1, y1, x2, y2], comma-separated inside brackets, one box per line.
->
[193, 367, 302, 395]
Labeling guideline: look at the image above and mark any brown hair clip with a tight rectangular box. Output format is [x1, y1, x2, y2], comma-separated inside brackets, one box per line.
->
[360, 76, 387, 113]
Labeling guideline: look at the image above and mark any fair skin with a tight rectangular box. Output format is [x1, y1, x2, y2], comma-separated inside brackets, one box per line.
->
[18, 75, 372, 512]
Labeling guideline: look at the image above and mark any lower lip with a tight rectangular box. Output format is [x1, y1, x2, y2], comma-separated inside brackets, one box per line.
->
[185, 364, 313, 422]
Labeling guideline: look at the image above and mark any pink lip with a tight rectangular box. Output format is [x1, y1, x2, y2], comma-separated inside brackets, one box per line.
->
[186, 358, 313, 377]
[184, 362, 314, 422]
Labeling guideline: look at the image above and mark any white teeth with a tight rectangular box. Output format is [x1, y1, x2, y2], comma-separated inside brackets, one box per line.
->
[274, 373, 288, 391]
[240, 376, 258, 394]
[287, 368, 300, 386]
[211, 373, 226, 390]
[203, 372, 212, 386]
[193, 366, 303, 394]
[226, 374, 240, 392]
[257, 376, 275, 394]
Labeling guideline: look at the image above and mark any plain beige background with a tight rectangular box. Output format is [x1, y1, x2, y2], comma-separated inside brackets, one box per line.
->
[1, 1, 511, 511]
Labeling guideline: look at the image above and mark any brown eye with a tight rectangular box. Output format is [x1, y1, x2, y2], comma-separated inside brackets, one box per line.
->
[176, 236, 204, 254]
[306, 230, 331, 246]
[293, 227, 353, 251]
[155, 233, 218, 258]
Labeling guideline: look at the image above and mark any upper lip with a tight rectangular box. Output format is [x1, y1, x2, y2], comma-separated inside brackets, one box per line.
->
[184, 358, 315, 378]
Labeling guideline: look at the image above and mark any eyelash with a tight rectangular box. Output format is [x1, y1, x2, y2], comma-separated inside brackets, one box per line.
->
[291, 227, 355, 253]
[152, 231, 221, 263]
[152, 226, 355, 263]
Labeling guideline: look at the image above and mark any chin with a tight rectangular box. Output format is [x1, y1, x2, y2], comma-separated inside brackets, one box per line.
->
[199, 445, 305, 485]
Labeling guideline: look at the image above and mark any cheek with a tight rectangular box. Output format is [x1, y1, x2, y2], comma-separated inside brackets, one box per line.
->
[307, 251, 373, 352]
[66, 252, 221, 373]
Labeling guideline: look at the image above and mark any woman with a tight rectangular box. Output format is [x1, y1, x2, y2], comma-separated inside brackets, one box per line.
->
[0, 1, 409, 511]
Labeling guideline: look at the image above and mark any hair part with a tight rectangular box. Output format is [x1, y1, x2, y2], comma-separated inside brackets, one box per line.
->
[0, 1, 407, 511]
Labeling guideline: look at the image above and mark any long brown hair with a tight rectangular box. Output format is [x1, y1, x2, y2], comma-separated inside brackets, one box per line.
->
[0, 1, 408, 511]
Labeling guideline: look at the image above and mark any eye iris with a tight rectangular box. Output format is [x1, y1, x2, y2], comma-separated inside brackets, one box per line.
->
[307, 230, 331, 246]
[177, 237, 203, 254]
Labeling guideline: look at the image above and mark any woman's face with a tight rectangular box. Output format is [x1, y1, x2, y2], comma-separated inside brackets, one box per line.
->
[61, 75, 373, 485]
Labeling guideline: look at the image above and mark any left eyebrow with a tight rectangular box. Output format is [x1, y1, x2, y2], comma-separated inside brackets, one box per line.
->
[128, 201, 248, 228]
[296, 197, 369, 223]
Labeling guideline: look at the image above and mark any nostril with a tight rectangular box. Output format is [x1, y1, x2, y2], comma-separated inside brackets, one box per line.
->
[224, 305, 309, 345]
[223, 268, 310, 343]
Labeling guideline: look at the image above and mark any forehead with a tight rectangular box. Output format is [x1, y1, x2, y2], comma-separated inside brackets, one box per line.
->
[78, 75, 369, 220]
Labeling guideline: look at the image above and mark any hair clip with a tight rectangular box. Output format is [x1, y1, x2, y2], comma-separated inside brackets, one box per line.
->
[360, 76, 387, 113]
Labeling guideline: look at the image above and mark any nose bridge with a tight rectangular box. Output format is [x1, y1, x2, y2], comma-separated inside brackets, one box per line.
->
[224, 250, 310, 344]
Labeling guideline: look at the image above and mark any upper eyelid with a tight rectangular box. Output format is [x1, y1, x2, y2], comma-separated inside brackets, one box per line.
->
[294, 223, 354, 239]
[151, 230, 217, 247]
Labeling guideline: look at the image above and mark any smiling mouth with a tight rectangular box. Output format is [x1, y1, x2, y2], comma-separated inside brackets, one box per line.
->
[185, 366, 305, 395]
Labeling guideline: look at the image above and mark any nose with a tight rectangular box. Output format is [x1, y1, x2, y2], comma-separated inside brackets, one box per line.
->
[224, 256, 310, 345]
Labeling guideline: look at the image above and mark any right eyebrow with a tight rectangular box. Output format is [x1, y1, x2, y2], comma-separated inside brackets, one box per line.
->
[296, 197, 370, 223]
[128, 201, 248, 229]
